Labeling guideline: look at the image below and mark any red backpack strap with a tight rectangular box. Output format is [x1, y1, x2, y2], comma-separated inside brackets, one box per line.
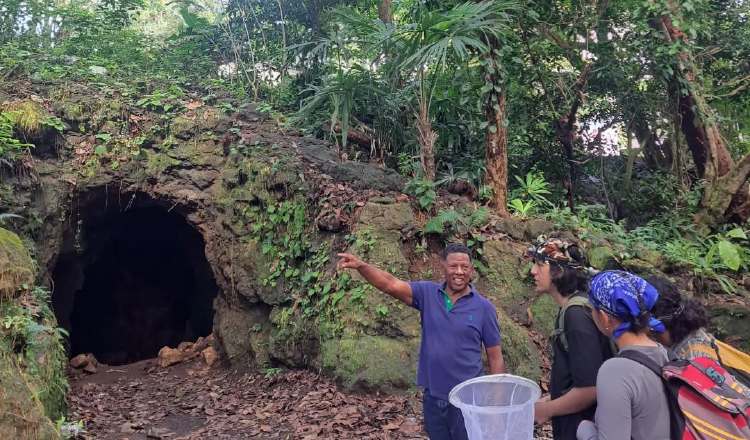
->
[618, 350, 685, 440]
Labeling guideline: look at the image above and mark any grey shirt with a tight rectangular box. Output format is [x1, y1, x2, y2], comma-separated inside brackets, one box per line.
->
[576, 344, 671, 440]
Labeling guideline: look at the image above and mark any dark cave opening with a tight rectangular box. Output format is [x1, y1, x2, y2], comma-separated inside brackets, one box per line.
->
[52, 193, 218, 365]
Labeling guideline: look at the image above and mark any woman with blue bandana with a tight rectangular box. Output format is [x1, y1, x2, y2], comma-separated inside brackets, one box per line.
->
[576, 271, 671, 440]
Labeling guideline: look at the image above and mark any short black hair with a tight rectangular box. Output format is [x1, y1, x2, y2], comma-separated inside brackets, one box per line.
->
[548, 243, 588, 296]
[441, 243, 471, 260]
[647, 275, 708, 344]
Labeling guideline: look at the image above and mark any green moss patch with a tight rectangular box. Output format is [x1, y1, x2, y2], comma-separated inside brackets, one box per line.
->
[0, 353, 60, 440]
[0, 228, 34, 298]
[320, 335, 417, 392]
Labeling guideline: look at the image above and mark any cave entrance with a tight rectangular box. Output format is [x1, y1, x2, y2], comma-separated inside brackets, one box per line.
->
[52, 190, 218, 365]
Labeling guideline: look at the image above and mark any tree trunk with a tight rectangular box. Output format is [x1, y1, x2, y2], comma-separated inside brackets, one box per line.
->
[485, 90, 510, 217]
[694, 154, 750, 228]
[378, 0, 393, 24]
[650, 2, 749, 227]
[482, 34, 510, 217]
[553, 63, 592, 211]
[416, 95, 437, 182]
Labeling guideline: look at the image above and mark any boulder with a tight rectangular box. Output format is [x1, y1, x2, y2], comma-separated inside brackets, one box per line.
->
[494, 218, 526, 240]
[69, 353, 98, 371]
[621, 258, 663, 276]
[634, 247, 665, 269]
[170, 115, 196, 140]
[528, 294, 559, 339]
[523, 219, 555, 240]
[587, 245, 617, 270]
[707, 303, 750, 353]
[201, 347, 219, 367]
[320, 336, 417, 392]
[177, 342, 194, 352]
[193, 336, 209, 353]
[497, 310, 542, 381]
[355, 201, 415, 235]
[480, 239, 531, 306]
[69, 354, 89, 369]
[157, 346, 184, 368]
[213, 296, 271, 369]
[82, 363, 97, 374]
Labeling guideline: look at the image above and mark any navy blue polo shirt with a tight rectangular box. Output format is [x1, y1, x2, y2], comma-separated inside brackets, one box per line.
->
[409, 281, 502, 400]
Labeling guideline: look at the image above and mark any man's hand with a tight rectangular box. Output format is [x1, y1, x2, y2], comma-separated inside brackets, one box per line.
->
[534, 397, 552, 424]
[336, 253, 413, 305]
[337, 253, 365, 270]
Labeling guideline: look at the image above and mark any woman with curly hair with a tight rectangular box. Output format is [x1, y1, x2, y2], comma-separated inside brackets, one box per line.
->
[646, 276, 712, 359]
[647, 275, 750, 390]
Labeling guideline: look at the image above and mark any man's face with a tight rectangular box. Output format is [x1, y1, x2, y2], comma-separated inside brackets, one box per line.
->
[442, 252, 474, 293]
[530, 261, 553, 293]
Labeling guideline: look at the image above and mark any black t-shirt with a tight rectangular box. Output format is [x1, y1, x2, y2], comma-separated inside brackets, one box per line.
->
[549, 301, 614, 440]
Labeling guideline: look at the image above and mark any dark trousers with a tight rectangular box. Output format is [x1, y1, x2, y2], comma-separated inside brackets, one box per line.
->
[422, 391, 469, 440]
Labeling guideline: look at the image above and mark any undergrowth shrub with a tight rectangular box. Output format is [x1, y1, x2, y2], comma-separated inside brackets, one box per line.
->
[546, 204, 750, 294]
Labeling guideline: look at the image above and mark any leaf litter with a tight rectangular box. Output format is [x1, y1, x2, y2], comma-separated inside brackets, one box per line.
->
[67, 356, 426, 439]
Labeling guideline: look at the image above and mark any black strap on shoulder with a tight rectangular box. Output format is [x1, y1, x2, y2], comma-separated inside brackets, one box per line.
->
[619, 350, 664, 378]
[618, 350, 685, 440]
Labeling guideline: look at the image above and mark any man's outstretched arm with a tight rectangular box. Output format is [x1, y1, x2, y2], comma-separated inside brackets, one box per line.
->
[337, 253, 413, 305]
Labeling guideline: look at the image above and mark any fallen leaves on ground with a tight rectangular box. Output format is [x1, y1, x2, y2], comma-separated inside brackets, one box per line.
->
[68, 358, 425, 439]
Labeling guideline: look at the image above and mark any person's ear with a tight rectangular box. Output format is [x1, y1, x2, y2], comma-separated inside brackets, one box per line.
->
[599, 311, 616, 333]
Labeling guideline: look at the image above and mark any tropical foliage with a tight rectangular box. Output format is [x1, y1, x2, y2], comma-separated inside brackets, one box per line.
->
[1, 0, 749, 290]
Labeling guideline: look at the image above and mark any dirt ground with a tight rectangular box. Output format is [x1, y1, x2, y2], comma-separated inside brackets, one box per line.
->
[68, 357, 553, 439]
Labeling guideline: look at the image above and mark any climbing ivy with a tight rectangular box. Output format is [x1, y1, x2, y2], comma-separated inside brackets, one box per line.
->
[236, 190, 364, 341]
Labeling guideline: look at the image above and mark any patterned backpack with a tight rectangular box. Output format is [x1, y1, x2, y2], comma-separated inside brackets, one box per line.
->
[620, 350, 750, 440]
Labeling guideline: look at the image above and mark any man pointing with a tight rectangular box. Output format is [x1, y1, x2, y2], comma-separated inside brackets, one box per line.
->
[337, 243, 505, 440]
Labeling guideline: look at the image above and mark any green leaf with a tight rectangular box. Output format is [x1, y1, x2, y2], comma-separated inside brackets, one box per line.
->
[726, 228, 747, 240]
[94, 145, 108, 155]
[717, 240, 741, 271]
[423, 217, 445, 234]
[418, 194, 435, 210]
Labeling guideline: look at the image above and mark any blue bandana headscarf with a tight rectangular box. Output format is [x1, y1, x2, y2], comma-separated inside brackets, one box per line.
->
[589, 270, 666, 339]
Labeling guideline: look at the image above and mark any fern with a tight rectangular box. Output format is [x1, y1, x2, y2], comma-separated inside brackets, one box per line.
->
[0, 111, 34, 161]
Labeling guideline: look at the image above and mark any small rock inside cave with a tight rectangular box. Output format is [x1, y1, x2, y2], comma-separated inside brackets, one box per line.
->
[52, 197, 217, 366]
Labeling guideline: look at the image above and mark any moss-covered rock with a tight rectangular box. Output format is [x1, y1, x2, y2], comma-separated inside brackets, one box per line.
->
[707, 303, 750, 353]
[268, 306, 320, 368]
[621, 258, 665, 277]
[0, 228, 34, 298]
[587, 245, 617, 270]
[356, 201, 415, 236]
[349, 201, 413, 280]
[170, 115, 196, 140]
[634, 247, 665, 269]
[0, 353, 60, 440]
[495, 218, 527, 240]
[320, 335, 417, 391]
[144, 150, 180, 176]
[481, 239, 530, 305]
[529, 294, 559, 338]
[497, 310, 542, 381]
[319, 201, 421, 391]
[213, 296, 271, 369]
[524, 219, 555, 240]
